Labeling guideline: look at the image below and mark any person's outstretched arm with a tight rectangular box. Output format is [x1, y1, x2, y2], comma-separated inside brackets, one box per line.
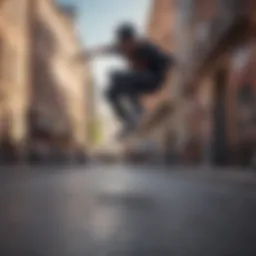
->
[73, 45, 117, 62]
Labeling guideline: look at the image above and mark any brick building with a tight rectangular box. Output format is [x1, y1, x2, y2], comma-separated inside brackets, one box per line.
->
[0, 0, 32, 161]
[28, 0, 92, 161]
[0, 0, 92, 163]
[147, 0, 176, 52]
[172, 0, 256, 166]
[126, 0, 256, 166]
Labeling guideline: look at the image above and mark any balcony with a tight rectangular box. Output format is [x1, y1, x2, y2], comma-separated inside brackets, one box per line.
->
[190, 0, 252, 75]
[175, 0, 254, 95]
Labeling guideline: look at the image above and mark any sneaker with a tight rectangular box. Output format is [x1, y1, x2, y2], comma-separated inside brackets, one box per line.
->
[116, 110, 145, 140]
[116, 122, 136, 140]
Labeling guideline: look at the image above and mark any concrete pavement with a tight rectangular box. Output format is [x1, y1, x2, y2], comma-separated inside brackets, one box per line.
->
[0, 165, 256, 255]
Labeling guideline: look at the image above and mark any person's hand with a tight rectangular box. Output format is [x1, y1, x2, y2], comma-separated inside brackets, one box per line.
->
[72, 45, 113, 62]
[72, 51, 91, 62]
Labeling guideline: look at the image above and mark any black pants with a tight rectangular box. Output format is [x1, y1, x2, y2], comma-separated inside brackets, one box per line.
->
[106, 70, 162, 123]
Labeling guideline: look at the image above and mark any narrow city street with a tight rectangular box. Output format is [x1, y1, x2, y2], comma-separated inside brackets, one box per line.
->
[0, 165, 256, 255]
[1, 0, 256, 254]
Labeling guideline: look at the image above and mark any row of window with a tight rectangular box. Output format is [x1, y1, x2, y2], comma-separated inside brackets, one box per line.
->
[0, 38, 18, 86]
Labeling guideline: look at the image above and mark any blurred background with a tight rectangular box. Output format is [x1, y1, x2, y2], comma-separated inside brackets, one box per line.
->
[0, 0, 255, 168]
[1, 1, 256, 255]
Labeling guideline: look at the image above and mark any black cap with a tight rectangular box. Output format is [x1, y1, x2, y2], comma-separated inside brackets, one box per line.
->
[116, 23, 136, 41]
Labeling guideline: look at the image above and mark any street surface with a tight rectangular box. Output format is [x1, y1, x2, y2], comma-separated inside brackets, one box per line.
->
[0, 165, 256, 255]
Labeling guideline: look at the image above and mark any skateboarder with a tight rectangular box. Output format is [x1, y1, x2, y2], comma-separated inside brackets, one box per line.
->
[76, 23, 174, 138]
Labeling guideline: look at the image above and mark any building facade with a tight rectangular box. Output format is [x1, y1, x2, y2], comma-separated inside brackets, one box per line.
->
[0, 0, 32, 161]
[147, 0, 177, 52]
[0, 0, 92, 163]
[28, 0, 92, 161]
[126, 0, 256, 166]
[172, 0, 256, 166]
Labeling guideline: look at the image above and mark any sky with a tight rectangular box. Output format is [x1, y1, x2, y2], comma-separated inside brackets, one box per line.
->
[58, 0, 151, 89]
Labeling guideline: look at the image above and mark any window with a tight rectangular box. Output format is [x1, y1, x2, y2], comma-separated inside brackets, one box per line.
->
[35, 19, 56, 58]
[2, 43, 17, 85]
[1, 0, 21, 25]
[0, 36, 2, 81]
[179, 0, 196, 24]
[232, 47, 251, 72]
[196, 23, 210, 43]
